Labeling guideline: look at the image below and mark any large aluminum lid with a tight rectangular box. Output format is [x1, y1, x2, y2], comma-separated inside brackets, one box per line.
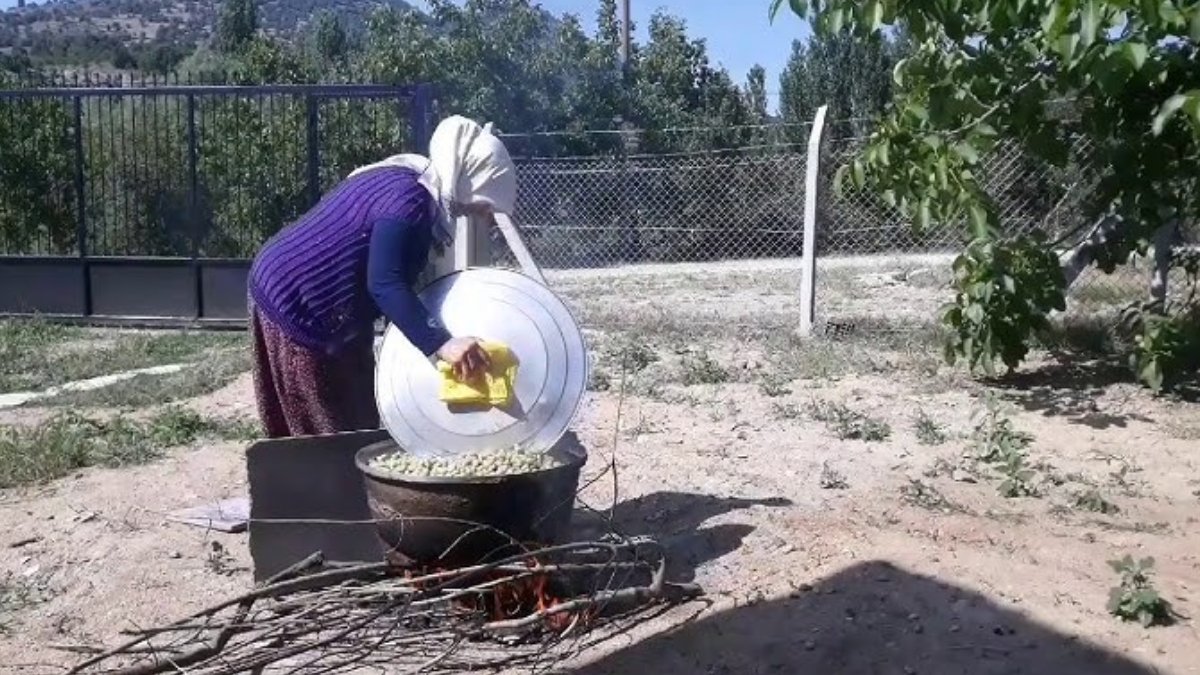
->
[374, 268, 589, 459]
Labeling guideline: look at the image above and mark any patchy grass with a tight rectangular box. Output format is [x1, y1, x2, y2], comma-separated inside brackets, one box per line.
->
[913, 410, 948, 445]
[1074, 489, 1121, 515]
[582, 309, 948, 382]
[37, 348, 251, 408]
[603, 336, 660, 374]
[0, 322, 244, 394]
[808, 400, 892, 441]
[0, 318, 81, 392]
[0, 571, 54, 635]
[0, 407, 258, 489]
[900, 479, 966, 513]
[680, 349, 730, 385]
[758, 374, 793, 398]
[771, 402, 803, 420]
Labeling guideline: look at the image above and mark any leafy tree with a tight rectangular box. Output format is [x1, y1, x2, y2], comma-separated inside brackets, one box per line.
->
[771, 0, 1200, 391]
[313, 11, 349, 62]
[779, 30, 904, 135]
[216, 0, 259, 54]
[745, 65, 769, 124]
[0, 90, 76, 255]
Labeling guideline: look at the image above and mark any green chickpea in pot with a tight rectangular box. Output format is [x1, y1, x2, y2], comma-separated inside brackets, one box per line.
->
[368, 445, 563, 479]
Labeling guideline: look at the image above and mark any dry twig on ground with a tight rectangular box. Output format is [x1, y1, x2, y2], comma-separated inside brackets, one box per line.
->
[68, 536, 701, 675]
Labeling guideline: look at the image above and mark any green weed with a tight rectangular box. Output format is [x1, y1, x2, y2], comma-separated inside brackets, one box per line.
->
[913, 410, 947, 445]
[1108, 556, 1175, 627]
[808, 400, 891, 441]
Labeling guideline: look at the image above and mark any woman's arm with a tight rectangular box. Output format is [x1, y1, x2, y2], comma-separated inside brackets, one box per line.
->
[366, 217, 451, 357]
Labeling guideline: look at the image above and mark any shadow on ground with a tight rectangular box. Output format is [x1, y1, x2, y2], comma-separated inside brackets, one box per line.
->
[572, 491, 792, 583]
[570, 559, 1157, 675]
[988, 355, 1155, 429]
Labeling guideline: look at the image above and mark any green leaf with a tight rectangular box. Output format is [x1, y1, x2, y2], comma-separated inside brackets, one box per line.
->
[865, 0, 885, 31]
[1056, 32, 1081, 61]
[1120, 42, 1149, 71]
[1080, 0, 1102, 47]
[768, 0, 786, 21]
[1152, 91, 1199, 135]
[1192, 5, 1200, 42]
[953, 141, 980, 164]
[916, 198, 932, 231]
[826, 8, 846, 34]
[769, 0, 809, 22]
[833, 164, 850, 195]
[968, 203, 990, 238]
[851, 159, 865, 187]
[1042, 0, 1072, 37]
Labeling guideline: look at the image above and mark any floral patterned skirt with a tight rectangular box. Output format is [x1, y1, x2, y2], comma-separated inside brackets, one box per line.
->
[249, 302, 379, 439]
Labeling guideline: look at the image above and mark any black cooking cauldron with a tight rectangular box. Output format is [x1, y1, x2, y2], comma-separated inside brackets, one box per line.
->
[354, 434, 586, 568]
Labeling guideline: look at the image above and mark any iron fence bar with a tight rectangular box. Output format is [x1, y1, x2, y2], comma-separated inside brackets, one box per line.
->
[187, 93, 203, 318]
[306, 93, 321, 207]
[408, 83, 433, 155]
[71, 94, 92, 315]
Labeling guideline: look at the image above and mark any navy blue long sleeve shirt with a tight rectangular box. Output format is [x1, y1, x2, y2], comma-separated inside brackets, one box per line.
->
[366, 211, 452, 357]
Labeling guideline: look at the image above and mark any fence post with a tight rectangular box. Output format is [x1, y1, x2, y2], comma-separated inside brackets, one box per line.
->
[187, 93, 202, 319]
[799, 105, 829, 337]
[71, 95, 92, 317]
[408, 84, 433, 155]
[305, 94, 320, 206]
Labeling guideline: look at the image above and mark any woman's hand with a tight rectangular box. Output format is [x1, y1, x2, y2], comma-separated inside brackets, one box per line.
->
[437, 336, 491, 380]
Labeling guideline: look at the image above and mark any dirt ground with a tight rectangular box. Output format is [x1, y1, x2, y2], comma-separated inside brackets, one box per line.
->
[1, 260, 1199, 674]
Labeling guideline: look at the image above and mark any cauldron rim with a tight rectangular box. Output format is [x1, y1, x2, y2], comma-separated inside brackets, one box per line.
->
[354, 437, 587, 487]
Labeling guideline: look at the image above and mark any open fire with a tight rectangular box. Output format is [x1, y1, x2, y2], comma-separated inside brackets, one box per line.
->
[401, 555, 594, 634]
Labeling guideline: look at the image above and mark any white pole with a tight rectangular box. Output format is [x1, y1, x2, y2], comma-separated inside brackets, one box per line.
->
[799, 104, 829, 337]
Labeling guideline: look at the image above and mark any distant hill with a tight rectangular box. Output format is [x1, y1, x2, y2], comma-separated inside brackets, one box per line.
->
[0, 0, 417, 66]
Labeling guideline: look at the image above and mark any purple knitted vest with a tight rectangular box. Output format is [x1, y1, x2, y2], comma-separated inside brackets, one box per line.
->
[248, 167, 436, 353]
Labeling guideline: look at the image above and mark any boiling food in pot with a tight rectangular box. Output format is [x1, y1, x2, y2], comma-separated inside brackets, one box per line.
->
[369, 446, 563, 478]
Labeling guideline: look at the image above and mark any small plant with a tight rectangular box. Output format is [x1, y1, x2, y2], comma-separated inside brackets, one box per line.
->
[680, 349, 729, 386]
[996, 453, 1039, 498]
[1074, 489, 1120, 515]
[587, 368, 612, 392]
[969, 395, 1032, 464]
[0, 571, 54, 635]
[759, 375, 793, 398]
[913, 410, 947, 445]
[205, 541, 245, 577]
[1107, 556, 1175, 627]
[771, 402, 803, 420]
[600, 336, 659, 377]
[809, 400, 891, 442]
[819, 462, 849, 490]
[900, 479, 961, 513]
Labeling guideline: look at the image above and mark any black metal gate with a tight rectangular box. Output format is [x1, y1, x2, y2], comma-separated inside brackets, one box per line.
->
[0, 82, 434, 326]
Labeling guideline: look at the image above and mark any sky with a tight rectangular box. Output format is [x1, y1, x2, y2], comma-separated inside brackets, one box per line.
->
[1, 0, 813, 110]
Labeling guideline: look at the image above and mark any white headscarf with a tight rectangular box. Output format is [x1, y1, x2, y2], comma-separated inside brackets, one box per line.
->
[347, 115, 517, 246]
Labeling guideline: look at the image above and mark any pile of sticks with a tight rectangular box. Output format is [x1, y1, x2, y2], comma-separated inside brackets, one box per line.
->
[68, 537, 701, 675]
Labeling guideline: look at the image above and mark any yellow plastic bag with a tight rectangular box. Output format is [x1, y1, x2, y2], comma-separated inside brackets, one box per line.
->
[437, 341, 518, 407]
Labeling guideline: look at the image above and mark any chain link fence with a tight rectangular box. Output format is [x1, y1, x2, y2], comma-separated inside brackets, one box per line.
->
[1, 75, 1190, 339]
[813, 121, 1195, 336]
